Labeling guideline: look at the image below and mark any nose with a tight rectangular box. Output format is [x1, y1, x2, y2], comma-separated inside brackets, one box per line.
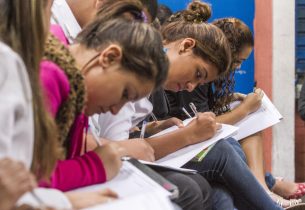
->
[185, 82, 196, 92]
[109, 103, 125, 115]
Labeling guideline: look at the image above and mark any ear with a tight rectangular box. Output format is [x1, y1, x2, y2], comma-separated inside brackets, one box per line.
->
[98, 44, 123, 69]
[95, 0, 104, 9]
[179, 38, 196, 54]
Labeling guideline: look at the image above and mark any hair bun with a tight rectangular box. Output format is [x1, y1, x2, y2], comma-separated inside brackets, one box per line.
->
[185, 0, 211, 23]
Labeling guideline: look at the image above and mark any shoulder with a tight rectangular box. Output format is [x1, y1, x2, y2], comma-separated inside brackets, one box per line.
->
[50, 24, 69, 46]
[0, 42, 24, 67]
[40, 60, 70, 98]
[0, 42, 30, 90]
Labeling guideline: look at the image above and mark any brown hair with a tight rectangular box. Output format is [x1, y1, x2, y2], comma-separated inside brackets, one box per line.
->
[209, 18, 254, 115]
[76, 18, 169, 89]
[162, 0, 231, 77]
[96, 0, 145, 22]
[0, 0, 61, 179]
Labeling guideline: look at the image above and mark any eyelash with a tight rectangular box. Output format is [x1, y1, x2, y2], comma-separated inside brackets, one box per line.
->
[122, 89, 129, 100]
[196, 69, 202, 79]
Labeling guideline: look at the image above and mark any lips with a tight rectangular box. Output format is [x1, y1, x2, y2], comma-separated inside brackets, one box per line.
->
[99, 106, 106, 114]
[176, 83, 182, 92]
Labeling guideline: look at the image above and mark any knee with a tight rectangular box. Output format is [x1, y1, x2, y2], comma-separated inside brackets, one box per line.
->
[170, 173, 212, 210]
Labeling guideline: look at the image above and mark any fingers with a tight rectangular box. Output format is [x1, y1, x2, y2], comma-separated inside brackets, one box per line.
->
[199, 112, 216, 119]
[100, 188, 118, 198]
[254, 88, 264, 99]
[170, 117, 184, 128]
[216, 123, 222, 130]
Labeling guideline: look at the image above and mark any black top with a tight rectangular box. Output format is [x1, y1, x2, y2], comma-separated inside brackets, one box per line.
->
[149, 84, 212, 121]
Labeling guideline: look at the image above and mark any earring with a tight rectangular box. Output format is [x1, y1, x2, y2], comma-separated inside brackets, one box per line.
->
[163, 48, 168, 53]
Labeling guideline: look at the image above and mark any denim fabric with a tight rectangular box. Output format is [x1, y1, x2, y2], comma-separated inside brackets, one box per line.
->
[183, 139, 284, 210]
[211, 183, 235, 210]
[226, 138, 277, 190]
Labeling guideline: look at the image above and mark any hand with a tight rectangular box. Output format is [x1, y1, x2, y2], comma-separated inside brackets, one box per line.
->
[117, 139, 155, 162]
[65, 189, 118, 209]
[146, 118, 184, 135]
[186, 112, 219, 144]
[232, 92, 247, 101]
[239, 88, 264, 114]
[0, 158, 36, 210]
[94, 142, 127, 181]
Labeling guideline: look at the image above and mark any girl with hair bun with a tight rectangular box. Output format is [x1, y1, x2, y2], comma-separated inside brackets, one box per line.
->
[147, 1, 301, 209]
[163, 10, 304, 209]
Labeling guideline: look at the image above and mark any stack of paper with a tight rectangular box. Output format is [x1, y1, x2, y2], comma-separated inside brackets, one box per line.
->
[73, 161, 171, 198]
[82, 191, 175, 210]
[230, 93, 282, 140]
[149, 119, 238, 168]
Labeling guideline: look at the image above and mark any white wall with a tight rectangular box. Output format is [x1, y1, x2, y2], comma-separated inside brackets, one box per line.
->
[272, 0, 295, 180]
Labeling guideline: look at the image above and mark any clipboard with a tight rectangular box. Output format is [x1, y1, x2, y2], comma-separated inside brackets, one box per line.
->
[125, 158, 179, 200]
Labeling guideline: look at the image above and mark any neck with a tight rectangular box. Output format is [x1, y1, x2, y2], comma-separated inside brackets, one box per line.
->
[69, 44, 97, 72]
[66, 0, 95, 28]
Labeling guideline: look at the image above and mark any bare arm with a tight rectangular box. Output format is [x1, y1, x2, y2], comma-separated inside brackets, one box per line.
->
[216, 89, 264, 125]
[146, 112, 218, 160]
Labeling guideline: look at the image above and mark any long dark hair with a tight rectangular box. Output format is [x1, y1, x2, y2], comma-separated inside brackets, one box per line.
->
[209, 18, 254, 115]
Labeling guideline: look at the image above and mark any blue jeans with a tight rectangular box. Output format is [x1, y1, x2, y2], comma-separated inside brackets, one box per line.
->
[183, 139, 283, 210]
[212, 183, 234, 210]
[226, 138, 276, 190]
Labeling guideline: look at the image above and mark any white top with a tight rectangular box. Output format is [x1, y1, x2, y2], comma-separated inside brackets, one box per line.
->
[51, 0, 81, 43]
[0, 42, 72, 208]
[92, 98, 153, 141]
[51, 1, 153, 140]
[0, 42, 34, 169]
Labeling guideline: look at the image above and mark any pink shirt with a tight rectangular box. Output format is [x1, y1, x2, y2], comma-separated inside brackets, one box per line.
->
[39, 25, 106, 191]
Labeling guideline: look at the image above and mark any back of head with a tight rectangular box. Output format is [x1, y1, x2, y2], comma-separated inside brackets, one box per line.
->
[157, 4, 173, 25]
[0, 0, 60, 179]
[96, 0, 145, 23]
[77, 18, 168, 89]
[162, 0, 231, 76]
[212, 18, 254, 65]
[139, 0, 158, 21]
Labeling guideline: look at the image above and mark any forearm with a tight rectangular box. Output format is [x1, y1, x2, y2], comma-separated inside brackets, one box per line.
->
[42, 151, 106, 191]
[146, 128, 193, 160]
[216, 105, 248, 125]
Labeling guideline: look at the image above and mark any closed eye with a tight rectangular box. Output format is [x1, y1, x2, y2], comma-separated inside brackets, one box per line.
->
[122, 88, 129, 100]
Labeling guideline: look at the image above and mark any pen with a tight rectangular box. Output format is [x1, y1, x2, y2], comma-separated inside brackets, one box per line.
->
[189, 102, 199, 118]
[150, 112, 158, 122]
[140, 120, 147, 139]
[182, 107, 192, 119]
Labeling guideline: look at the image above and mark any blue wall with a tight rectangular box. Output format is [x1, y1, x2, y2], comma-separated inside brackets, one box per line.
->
[158, 0, 255, 94]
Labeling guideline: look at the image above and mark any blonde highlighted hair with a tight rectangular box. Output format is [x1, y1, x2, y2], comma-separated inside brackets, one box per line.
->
[0, 0, 61, 180]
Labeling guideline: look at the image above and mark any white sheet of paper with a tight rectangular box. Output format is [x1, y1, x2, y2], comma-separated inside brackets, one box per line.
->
[82, 191, 175, 210]
[151, 121, 238, 168]
[73, 161, 171, 198]
[230, 92, 282, 140]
